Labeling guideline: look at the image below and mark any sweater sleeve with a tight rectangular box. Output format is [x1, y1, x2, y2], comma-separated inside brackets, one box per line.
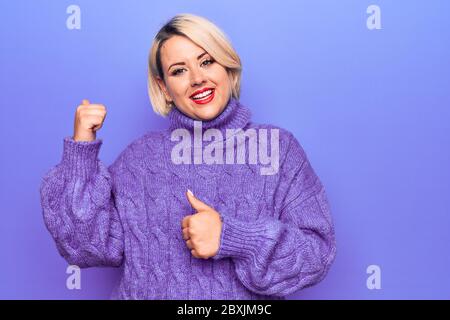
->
[39, 136, 126, 268]
[212, 133, 336, 297]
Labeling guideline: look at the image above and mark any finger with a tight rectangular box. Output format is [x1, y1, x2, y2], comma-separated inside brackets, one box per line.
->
[87, 104, 106, 109]
[81, 99, 106, 110]
[79, 105, 106, 112]
[191, 249, 201, 259]
[182, 227, 189, 240]
[186, 239, 193, 250]
[181, 215, 190, 229]
[77, 108, 106, 119]
[186, 190, 211, 212]
[80, 111, 106, 119]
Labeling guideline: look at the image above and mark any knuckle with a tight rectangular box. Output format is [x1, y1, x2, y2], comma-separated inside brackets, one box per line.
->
[76, 106, 84, 114]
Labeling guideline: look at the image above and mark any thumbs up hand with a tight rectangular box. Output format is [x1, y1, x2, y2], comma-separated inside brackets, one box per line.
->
[181, 190, 222, 259]
[73, 99, 107, 142]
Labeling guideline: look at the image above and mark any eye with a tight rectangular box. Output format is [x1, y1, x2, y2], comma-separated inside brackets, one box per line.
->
[171, 68, 185, 76]
[202, 59, 214, 67]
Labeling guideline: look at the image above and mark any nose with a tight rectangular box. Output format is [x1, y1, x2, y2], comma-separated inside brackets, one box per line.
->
[190, 66, 207, 87]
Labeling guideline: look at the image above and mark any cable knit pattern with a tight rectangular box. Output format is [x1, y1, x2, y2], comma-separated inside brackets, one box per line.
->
[39, 97, 336, 300]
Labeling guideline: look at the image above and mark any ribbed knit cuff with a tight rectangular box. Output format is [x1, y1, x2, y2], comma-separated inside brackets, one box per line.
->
[62, 136, 103, 179]
[212, 214, 281, 261]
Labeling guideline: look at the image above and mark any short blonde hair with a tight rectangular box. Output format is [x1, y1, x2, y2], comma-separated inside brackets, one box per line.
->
[148, 13, 242, 116]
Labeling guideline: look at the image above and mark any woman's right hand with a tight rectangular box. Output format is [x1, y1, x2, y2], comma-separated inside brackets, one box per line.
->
[73, 99, 107, 142]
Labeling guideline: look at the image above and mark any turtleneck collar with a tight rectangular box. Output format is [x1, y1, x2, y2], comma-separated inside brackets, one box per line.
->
[168, 97, 252, 134]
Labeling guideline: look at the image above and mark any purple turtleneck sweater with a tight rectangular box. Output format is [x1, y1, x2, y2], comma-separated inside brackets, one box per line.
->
[39, 97, 336, 300]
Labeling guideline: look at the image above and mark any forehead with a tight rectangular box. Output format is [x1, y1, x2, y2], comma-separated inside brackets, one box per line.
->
[160, 35, 207, 64]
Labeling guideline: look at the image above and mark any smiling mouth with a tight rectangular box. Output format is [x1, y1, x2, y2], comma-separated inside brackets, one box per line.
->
[190, 89, 215, 104]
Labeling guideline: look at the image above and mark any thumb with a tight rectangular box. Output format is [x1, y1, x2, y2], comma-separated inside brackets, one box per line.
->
[82, 99, 90, 105]
[186, 189, 211, 212]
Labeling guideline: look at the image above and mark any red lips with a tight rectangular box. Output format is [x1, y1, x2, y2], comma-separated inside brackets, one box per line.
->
[190, 88, 215, 105]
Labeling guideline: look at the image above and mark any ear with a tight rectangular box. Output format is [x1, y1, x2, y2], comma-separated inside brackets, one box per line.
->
[156, 77, 172, 103]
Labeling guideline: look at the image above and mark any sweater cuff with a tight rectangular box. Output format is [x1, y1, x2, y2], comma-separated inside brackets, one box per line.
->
[212, 214, 281, 261]
[62, 136, 103, 179]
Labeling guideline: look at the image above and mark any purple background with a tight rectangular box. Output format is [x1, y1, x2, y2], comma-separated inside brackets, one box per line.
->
[1, 0, 449, 299]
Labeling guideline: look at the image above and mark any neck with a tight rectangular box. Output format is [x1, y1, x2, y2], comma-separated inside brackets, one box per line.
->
[168, 97, 252, 136]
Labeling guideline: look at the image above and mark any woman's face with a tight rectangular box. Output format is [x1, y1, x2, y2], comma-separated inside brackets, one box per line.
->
[157, 35, 232, 121]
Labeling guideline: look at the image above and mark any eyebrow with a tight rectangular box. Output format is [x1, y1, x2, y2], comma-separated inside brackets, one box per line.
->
[167, 51, 208, 72]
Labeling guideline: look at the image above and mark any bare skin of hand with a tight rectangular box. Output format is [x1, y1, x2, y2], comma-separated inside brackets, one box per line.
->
[181, 190, 222, 259]
[73, 99, 107, 142]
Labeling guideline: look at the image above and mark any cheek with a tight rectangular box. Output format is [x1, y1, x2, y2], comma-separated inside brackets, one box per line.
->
[210, 67, 231, 89]
[166, 78, 189, 96]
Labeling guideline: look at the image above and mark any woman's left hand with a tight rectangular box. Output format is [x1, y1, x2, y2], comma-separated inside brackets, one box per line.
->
[181, 190, 222, 259]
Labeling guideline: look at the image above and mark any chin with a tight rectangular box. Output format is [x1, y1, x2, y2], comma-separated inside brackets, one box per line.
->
[194, 107, 221, 121]
[190, 100, 224, 121]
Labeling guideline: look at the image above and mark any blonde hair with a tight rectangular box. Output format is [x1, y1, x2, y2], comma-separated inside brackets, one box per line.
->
[148, 13, 242, 116]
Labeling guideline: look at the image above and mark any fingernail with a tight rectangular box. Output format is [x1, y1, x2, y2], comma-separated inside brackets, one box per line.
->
[187, 189, 194, 196]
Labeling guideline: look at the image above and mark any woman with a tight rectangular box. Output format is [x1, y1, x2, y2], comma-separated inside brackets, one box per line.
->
[40, 13, 336, 300]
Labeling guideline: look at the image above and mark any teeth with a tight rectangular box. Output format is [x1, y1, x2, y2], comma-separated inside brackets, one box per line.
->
[192, 89, 213, 100]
